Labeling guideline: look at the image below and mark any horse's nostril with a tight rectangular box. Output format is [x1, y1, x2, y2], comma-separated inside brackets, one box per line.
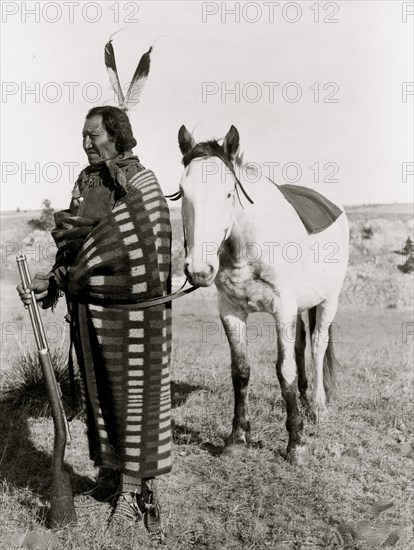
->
[183, 261, 216, 287]
[198, 264, 214, 279]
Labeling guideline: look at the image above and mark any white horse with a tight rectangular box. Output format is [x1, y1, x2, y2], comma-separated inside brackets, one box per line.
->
[177, 125, 349, 465]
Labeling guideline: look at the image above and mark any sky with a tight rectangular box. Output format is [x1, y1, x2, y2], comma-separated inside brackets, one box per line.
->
[1, 0, 413, 211]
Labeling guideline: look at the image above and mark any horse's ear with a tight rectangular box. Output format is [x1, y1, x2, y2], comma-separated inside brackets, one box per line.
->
[223, 125, 239, 161]
[178, 125, 196, 156]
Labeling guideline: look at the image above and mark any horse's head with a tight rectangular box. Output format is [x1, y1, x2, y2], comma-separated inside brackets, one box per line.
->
[178, 125, 240, 287]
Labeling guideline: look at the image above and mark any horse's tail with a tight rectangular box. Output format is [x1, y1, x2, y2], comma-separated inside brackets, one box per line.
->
[308, 306, 338, 403]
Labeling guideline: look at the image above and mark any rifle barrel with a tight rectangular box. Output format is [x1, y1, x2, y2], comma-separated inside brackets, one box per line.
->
[16, 255, 76, 527]
[16, 256, 72, 444]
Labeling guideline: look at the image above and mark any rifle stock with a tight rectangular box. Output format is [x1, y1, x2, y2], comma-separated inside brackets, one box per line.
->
[16, 255, 77, 527]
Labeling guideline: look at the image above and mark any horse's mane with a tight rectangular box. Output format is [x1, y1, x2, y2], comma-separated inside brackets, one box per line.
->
[182, 139, 245, 170]
[181, 139, 255, 205]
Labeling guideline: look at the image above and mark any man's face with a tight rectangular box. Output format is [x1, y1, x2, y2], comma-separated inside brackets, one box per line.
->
[82, 115, 118, 165]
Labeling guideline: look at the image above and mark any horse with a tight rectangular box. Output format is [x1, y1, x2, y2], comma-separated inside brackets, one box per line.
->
[176, 125, 349, 465]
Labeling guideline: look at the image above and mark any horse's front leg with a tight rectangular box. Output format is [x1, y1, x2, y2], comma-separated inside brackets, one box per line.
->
[275, 305, 309, 466]
[218, 294, 250, 455]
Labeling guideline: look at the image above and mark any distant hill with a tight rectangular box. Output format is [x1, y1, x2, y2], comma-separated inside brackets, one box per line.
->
[344, 203, 412, 215]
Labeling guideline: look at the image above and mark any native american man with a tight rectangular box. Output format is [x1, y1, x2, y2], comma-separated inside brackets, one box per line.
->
[17, 106, 172, 539]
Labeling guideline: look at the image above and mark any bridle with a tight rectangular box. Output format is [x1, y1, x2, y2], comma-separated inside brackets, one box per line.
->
[168, 150, 255, 261]
[167, 152, 254, 208]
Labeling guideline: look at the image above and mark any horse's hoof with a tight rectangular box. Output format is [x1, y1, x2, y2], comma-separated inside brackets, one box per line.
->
[287, 445, 310, 466]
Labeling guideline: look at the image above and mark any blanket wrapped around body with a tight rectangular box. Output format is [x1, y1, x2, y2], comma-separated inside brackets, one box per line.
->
[54, 168, 172, 478]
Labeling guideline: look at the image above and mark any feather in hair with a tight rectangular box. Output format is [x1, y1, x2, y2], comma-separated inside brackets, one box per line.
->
[104, 38, 126, 109]
[124, 46, 152, 110]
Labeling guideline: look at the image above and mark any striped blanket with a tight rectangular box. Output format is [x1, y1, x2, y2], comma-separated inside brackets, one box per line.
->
[54, 168, 172, 478]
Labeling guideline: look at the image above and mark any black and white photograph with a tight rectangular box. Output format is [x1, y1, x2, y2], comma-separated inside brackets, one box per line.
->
[1, 1, 413, 548]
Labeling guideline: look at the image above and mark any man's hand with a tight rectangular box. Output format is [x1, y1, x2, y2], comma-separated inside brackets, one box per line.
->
[16, 272, 52, 307]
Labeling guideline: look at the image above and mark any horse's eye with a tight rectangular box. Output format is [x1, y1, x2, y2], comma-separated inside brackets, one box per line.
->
[227, 192, 232, 199]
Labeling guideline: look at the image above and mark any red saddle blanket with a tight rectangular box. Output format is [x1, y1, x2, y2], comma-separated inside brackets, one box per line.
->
[277, 183, 343, 234]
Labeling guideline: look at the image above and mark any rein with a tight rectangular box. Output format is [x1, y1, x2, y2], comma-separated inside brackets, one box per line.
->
[222, 157, 254, 207]
[72, 278, 199, 310]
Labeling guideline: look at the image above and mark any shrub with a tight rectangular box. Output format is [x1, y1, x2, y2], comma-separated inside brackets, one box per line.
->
[361, 225, 374, 240]
[402, 236, 414, 256]
[398, 254, 414, 274]
[28, 199, 55, 232]
[0, 349, 83, 419]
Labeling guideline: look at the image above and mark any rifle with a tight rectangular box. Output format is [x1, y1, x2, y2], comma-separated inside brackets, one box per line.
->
[16, 255, 77, 527]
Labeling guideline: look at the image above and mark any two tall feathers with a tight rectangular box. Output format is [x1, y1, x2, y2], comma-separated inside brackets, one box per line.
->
[104, 38, 152, 111]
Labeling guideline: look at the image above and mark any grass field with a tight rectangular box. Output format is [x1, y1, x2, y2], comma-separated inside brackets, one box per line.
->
[0, 205, 413, 549]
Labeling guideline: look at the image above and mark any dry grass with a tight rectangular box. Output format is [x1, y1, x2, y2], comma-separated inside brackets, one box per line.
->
[1, 205, 413, 549]
[1, 299, 412, 549]
[342, 212, 413, 308]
